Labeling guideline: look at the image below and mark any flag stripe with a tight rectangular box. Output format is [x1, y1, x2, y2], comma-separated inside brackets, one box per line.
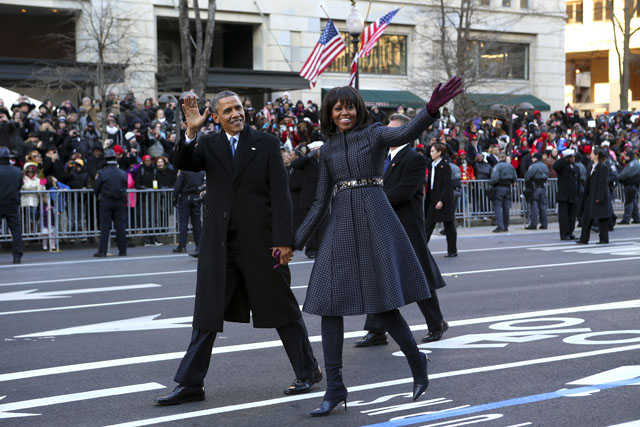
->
[299, 20, 347, 88]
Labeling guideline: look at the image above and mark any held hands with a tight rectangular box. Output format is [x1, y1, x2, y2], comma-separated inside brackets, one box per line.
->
[427, 76, 464, 117]
[271, 246, 294, 268]
[182, 96, 209, 140]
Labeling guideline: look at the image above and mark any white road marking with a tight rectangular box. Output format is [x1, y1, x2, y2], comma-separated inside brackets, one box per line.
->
[104, 344, 640, 427]
[0, 254, 189, 269]
[2, 298, 639, 383]
[608, 421, 640, 427]
[0, 383, 165, 419]
[0, 284, 161, 302]
[16, 314, 193, 338]
[567, 366, 640, 386]
[0, 295, 194, 317]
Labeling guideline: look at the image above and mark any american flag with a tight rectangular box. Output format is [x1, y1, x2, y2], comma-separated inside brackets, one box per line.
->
[349, 8, 400, 87]
[299, 20, 346, 88]
[360, 8, 399, 58]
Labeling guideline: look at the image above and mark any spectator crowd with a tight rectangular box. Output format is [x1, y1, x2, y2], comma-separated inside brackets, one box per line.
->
[1, 88, 639, 254]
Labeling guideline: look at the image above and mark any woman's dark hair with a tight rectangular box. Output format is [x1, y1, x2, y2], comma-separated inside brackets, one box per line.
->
[593, 147, 606, 161]
[431, 142, 446, 155]
[320, 86, 372, 139]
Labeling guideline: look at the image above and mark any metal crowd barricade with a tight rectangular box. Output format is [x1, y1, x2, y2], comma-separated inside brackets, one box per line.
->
[0, 183, 631, 246]
[0, 188, 179, 248]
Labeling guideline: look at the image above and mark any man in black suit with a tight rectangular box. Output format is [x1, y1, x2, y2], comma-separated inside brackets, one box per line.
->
[155, 91, 320, 406]
[553, 149, 580, 240]
[355, 114, 448, 348]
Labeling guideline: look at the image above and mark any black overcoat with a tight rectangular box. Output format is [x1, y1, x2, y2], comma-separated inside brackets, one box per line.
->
[425, 159, 455, 223]
[582, 162, 610, 221]
[384, 146, 446, 290]
[174, 125, 300, 332]
[553, 157, 580, 204]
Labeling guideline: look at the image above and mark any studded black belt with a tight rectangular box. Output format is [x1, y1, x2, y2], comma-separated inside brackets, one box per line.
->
[334, 177, 384, 194]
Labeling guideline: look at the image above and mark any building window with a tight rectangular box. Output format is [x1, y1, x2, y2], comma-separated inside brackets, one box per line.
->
[480, 0, 491, 6]
[502, 0, 511, 6]
[593, 0, 612, 21]
[567, 1, 583, 23]
[327, 33, 407, 75]
[520, 0, 529, 8]
[474, 41, 529, 80]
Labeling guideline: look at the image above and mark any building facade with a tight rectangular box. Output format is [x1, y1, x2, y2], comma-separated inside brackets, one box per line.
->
[565, 0, 640, 114]
[0, 0, 565, 114]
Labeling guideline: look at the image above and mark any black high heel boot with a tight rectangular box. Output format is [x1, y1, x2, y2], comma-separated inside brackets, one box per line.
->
[310, 397, 348, 417]
[311, 316, 348, 417]
[374, 309, 430, 401]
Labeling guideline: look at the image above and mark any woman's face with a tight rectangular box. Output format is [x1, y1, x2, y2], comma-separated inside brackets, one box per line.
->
[430, 146, 440, 160]
[331, 100, 357, 133]
[590, 151, 597, 162]
[156, 158, 165, 168]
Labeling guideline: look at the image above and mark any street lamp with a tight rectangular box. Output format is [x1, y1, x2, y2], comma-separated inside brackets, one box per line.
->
[346, 1, 365, 90]
[489, 101, 535, 155]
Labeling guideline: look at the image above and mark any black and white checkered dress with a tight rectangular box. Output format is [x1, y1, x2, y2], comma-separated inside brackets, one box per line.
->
[295, 108, 437, 316]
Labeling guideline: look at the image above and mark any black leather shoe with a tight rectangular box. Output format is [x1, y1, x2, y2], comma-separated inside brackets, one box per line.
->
[569, 234, 576, 239]
[189, 253, 199, 258]
[284, 367, 322, 395]
[444, 253, 457, 258]
[93, 252, 106, 257]
[309, 397, 347, 417]
[422, 321, 449, 343]
[354, 332, 388, 347]
[560, 236, 572, 240]
[596, 241, 609, 244]
[118, 252, 127, 257]
[492, 227, 505, 233]
[539, 225, 548, 229]
[618, 221, 630, 225]
[172, 246, 185, 253]
[575, 240, 588, 245]
[12, 255, 22, 264]
[154, 385, 205, 406]
[524, 225, 537, 230]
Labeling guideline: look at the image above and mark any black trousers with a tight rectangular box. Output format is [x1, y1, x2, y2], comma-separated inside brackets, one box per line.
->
[364, 289, 444, 334]
[174, 233, 318, 387]
[178, 195, 202, 251]
[558, 201, 577, 239]
[425, 220, 457, 255]
[0, 205, 23, 256]
[579, 217, 609, 244]
[98, 200, 127, 255]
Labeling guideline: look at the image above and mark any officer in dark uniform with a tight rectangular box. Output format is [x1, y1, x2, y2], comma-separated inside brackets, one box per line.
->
[524, 152, 549, 230]
[0, 147, 23, 264]
[172, 170, 205, 256]
[553, 149, 580, 240]
[93, 148, 128, 257]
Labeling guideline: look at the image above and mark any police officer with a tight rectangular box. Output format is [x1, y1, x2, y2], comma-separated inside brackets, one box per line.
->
[93, 148, 128, 257]
[0, 147, 23, 264]
[172, 170, 205, 256]
[553, 149, 580, 240]
[489, 152, 517, 232]
[618, 150, 640, 224]
[524, 152, 549, 230]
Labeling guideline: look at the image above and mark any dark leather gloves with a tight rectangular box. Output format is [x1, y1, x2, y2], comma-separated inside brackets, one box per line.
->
[427, 76, 464, 117]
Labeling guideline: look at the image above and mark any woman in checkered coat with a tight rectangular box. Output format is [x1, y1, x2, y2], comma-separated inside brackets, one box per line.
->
[296, 77, 463, 417]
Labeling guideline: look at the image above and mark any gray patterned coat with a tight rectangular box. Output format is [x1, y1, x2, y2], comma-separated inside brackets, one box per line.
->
[295, 108, 437, 316]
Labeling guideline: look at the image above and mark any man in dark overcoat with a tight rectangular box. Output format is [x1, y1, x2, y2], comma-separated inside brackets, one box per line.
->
[553, 149, 580, 240]
[155, 91, 320, 406]
[425, 142, 457, 256]
[577, 147, 610, 244]
[355, 114, 449, 348]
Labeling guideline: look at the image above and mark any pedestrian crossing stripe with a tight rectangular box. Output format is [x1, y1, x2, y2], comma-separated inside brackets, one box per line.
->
[528, 241, 640, 256]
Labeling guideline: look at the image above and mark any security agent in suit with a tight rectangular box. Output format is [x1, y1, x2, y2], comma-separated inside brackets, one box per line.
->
[524, 152, 549, 230]
[93, 149, 128, 257]
[0, 147, 23, 264]
[172, 170, 205, 256]
[489, 152, 517, 232]
[577, 147, 611, 244]
[425, 142, 457, 256]
[617, 150, 640, 224]
[356, 114, 449, 348]
[290, 141, 326, 258]
[553, 149, 580, 240]
[155, 91, 320, 406]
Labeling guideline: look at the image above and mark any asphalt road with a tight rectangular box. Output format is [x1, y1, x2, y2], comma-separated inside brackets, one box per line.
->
[1, 225, 640, 426]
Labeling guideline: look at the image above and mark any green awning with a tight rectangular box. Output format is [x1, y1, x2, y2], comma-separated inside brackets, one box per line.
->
[321, 88, 427, 109]
[467, 93, 551, 112]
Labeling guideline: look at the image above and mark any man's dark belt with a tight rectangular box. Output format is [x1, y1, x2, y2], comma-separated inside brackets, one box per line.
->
[534, 179, 547, 187]
[497, 180, 512, 187]
[334, 177, 383, 194]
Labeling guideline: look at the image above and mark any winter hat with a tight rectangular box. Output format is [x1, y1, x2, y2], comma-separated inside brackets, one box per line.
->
[533, 153, 543, 161]
[583, 145, 592, 154]
[113, 145, 124, 155]
[125, 131, 136, 141]
[457, 149, 466, 156]
[142, 155, 152, 162]
[563, 149, 575, 157]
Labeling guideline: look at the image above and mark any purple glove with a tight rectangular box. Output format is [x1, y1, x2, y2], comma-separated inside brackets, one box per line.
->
[427, 76, 464, 117]
[272, 249, 281, 269]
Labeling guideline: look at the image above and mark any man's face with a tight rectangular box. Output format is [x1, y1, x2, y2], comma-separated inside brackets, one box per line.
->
[387, 119, 403, 148]
[213, 96, 245, 134]
[567, 155, 575, 164]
